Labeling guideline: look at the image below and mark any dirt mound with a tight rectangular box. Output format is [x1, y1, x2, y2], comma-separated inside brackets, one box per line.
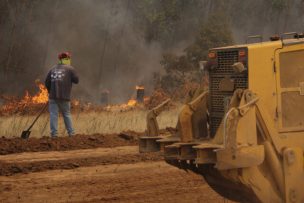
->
[0, 133, 140, 155]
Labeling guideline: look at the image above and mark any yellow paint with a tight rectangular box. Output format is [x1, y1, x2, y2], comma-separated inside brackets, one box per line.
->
[219, 39, 304, 202]
[159, 38, 304, 203]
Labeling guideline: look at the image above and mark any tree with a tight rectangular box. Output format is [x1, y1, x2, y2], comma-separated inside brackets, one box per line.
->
[158, 12, 234, 93]
[132, 0, 203, 47]
[186, 12, 234, 63]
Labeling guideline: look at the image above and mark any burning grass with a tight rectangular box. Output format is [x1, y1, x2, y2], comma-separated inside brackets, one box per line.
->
[0, 81, 182, 138]
[0, 81, 48, 115]
[0, 82, 173, 116]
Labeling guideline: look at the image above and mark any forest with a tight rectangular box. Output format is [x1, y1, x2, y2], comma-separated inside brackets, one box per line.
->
[0, 0, 303, 102]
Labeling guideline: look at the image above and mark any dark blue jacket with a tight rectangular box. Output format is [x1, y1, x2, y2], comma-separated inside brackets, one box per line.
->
[45, 64, 79, 101]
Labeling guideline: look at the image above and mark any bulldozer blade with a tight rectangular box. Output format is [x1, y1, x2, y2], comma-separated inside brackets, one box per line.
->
[139, 136, 162, 153]
[215, 145, 265, 170]
[21, 130, 31, 139]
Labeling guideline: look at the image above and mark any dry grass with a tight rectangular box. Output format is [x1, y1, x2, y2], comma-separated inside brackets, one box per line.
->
[0, 106, 181, 138]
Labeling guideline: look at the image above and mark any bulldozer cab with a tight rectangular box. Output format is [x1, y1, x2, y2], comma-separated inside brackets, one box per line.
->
[265, 35, 304, 153]
[275, 41, 304, 132]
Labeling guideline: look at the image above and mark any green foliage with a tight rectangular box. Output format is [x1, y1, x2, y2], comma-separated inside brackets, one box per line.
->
[133, 0, 201, 46]
[133, 1, 235, 93]
[134, 0, 179, 44]
[160, 53, 195, 74]
[158, 12, 234, 93]
[271, 0, 286, 10]
[160, 12, 233, 74]
[186, 13, 234, 62]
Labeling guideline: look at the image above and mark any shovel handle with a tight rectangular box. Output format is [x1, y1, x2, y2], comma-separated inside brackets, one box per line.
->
[26, 102, 49, 131]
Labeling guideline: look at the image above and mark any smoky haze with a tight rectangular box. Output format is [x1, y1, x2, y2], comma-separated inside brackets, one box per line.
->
[1, 0, 304, 104]
[0, 0, 164, 104]
[42, 0, 164, 103]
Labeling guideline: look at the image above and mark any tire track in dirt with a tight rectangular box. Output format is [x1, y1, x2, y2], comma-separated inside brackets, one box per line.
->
[0, 162, 233, 203]
[0, 134, 236, 202]
[0, 146, 162, 176]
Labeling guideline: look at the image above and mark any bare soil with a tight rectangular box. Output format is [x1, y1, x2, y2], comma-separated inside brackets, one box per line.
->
[0, 162, 230, 203]
[0, 146, 162, 176]
[0, 132, 139, 155]
[0, 134, 236, 203]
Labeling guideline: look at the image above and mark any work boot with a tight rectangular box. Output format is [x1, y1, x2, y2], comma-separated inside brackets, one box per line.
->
[51, 134, 58, 138]
[68, 133, 76, 137]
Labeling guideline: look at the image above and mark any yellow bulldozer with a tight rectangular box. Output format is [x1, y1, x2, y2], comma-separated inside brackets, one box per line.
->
[139, 33, 304, 203]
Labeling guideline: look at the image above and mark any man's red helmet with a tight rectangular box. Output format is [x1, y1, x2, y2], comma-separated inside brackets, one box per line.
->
[58, 52, 71, 60]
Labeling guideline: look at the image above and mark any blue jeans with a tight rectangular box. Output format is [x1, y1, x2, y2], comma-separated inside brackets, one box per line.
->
[49, 99, 75, 137]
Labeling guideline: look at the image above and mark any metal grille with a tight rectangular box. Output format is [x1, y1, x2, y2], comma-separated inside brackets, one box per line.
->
[214, 51, 239, 74]
[209, 50, 248, 136]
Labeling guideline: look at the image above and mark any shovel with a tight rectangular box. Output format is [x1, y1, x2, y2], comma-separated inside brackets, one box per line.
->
[21, 102, 48, 139]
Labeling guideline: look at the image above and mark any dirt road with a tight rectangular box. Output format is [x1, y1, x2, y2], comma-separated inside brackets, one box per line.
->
[0, 161, 229, 203]
[0, 136, 235, 203]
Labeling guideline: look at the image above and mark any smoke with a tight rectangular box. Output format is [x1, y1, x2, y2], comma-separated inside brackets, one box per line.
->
[211, 0, 304, 43]
[40, 0, 164, 103]
[0, 0, 164, 103]
[1, 0, 304, 103]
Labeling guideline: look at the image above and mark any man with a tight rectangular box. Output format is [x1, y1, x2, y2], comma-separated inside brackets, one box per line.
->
[45, 52, 79, 137]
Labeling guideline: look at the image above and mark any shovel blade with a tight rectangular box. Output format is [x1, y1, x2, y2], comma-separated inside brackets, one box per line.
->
[21, 131, 31, 139]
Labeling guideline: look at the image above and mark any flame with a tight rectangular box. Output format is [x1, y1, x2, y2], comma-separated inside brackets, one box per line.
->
[136, 85, 145, 90]
[127, 99, 137, 106]
[104, 98, 137, 111]
[71, 100, 80, 106]
[122, 85, 145, 107]
[0, 80, 49, 115]
[14, 81, 48, 105]
[31, 83, 48, 104]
